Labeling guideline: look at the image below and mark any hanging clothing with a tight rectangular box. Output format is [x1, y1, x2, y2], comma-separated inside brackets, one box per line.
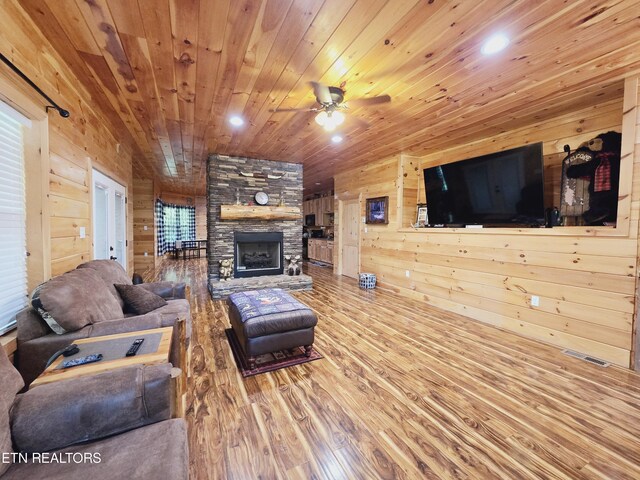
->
[593, 152, 614, 192]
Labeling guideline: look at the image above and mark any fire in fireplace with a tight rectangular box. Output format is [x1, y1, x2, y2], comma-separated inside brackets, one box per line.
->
[234, 231, 284, 278]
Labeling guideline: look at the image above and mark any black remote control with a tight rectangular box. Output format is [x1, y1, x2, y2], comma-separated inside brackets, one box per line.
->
[62, 344, 79, 357]
[126, 338, 144, 357]
[61, 354, 103, 369]
[45, 344, 80, 368]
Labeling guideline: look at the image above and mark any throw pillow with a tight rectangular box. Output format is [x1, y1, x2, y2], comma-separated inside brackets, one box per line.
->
[31, 282, 67, 335]
[114, 284, 167, 315]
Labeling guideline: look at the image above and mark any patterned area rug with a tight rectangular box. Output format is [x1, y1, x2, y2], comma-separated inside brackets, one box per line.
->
[225, 328, 323, 377]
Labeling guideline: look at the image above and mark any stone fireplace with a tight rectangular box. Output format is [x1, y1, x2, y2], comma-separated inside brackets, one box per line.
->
[234, 231, 283, 278]
[207, 154, 312, 298]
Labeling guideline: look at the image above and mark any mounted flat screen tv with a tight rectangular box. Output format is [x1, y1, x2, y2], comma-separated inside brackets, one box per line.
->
[423, 143, 544, 227]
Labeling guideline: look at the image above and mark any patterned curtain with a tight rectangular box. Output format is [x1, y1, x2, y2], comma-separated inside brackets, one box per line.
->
[155, 199, 165, 255]
[156, 201, 196, 255]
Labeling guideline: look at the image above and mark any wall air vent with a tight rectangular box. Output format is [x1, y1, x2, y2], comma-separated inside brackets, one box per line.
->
[562, 349, 610, 367]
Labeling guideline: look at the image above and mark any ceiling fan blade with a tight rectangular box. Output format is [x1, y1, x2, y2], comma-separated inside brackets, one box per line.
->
[269, 107, 317, 113]
[349, 115, 371, 130]
[310, 81, 332, 105]
[346, 94, 391, 107]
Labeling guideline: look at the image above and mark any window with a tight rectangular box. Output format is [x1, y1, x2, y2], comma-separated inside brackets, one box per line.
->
[0, 101, 31, 335]
[156, 201, 196, 255]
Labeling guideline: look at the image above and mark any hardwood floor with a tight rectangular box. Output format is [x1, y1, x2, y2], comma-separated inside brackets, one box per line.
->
[147, 258, 640, 479]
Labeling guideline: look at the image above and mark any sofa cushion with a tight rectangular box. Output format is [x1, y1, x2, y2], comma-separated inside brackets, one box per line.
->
[0, 348, 24, 477]
[152, 299, 191, 335]
[114, 284, 167, 315]
[77, 260, 132, 310]
[11, 364, 172, 453]
[33, 269, 124, 333]
[2, 419, 189, 480]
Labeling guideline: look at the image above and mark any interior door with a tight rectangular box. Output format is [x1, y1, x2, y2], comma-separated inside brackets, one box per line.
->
[92, 169, 126, 270]
[341, 199, 360, 279]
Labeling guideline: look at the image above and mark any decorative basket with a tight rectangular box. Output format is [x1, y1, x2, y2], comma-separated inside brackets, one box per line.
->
[359, 273, 377, 289]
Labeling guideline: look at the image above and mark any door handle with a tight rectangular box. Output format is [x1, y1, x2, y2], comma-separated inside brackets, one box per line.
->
[110, 256, 118, 260]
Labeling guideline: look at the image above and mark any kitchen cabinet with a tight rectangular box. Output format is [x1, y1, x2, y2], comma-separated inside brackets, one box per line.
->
[307, 239, 317, 260]
[313, 198, 322, 221]
[321, 196, 333, 213]
[307, 238, 333, 265]
[303, 195, 334, 226]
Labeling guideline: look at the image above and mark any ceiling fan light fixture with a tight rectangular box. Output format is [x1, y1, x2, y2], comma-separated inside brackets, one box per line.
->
[314, 110, 328, 126]
[332, 111, 345, 126]
[315, 110, 344, 131]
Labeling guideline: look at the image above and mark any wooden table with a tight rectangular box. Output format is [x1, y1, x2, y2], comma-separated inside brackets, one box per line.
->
[175, 239, 207, 259]
[30, 325, 188, 418]
[31, 327, 174, 387]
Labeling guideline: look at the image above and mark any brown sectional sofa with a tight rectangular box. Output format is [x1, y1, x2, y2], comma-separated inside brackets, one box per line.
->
[0, 345, 188, 479]
[16, 260, 191, 386]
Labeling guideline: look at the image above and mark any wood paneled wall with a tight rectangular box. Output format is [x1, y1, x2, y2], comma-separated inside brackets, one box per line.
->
[195, 196, 207, 240]
[0, 1, 136, 277]
[335, 84, 639, 367]
[133, 179, 156, 274]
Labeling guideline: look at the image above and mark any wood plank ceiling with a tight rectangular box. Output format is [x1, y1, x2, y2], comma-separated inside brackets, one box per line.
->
[18, 0, 640, 195]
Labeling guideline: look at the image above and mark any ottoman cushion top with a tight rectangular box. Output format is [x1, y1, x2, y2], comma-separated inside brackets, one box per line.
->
[228, 289, 317, 338]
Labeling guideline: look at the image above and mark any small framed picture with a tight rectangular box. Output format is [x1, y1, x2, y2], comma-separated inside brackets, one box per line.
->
[416, 203, 428, 227]
[366, 196, 389, 224]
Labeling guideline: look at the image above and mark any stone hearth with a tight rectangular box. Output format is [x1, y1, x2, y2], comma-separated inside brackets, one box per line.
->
[207, 154, 312, 298]
[208, 274, 313, 300]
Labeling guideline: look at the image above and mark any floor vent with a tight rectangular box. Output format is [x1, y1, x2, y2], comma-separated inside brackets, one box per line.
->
[562, 349, 610, 367]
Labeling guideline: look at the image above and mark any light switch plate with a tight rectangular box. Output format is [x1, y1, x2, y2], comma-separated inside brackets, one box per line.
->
[79, 227, 86, 238]
[144, 225, 148, 231]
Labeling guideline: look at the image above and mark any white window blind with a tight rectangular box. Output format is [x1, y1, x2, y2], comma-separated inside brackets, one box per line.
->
[0, 103, 28, 335]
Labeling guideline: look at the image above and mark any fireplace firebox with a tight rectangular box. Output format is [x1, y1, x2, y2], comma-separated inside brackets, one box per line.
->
[234, 232, 284, 278]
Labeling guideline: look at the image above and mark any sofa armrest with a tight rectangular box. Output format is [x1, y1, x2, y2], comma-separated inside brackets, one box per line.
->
[88, 311, 164, 337]
[16, 308, 50, 343]
[140, 281, 187, 300]
[10, 363, 172, 453]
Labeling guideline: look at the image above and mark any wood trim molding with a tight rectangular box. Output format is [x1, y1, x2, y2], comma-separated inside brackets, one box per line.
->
[616, 75, 638, 238]
[628, 75, 640, 370]
[1, 331, 17, 358]
[0, 71, 51, 287]
[220, 205, 300, 220]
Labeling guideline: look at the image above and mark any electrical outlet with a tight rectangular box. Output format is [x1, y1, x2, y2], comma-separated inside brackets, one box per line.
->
[144, 252, 148, 257]
[79, 227, 86, 239]
[405, 270, 410, 278]
[364, 227, 368, 233]
[531, 295, 540, 307]
[143, 225, 148, 231]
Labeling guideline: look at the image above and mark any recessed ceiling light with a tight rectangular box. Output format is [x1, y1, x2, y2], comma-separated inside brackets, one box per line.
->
[481, 33, 509, 55]
[229, 115, 244, 127]
[331, 135, 343, 143]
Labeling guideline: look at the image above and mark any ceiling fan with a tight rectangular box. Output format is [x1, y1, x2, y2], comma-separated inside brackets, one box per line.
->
[269, 81, 391, 131]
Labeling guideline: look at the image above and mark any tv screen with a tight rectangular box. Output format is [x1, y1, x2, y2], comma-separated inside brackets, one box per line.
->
[423, 143, 544, 226]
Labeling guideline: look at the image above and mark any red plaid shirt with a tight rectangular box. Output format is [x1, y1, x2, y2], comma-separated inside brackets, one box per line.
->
[594, 152, 615, 192]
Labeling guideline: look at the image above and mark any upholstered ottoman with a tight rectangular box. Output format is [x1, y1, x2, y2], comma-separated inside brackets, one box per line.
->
[227, 289, 317, 369]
